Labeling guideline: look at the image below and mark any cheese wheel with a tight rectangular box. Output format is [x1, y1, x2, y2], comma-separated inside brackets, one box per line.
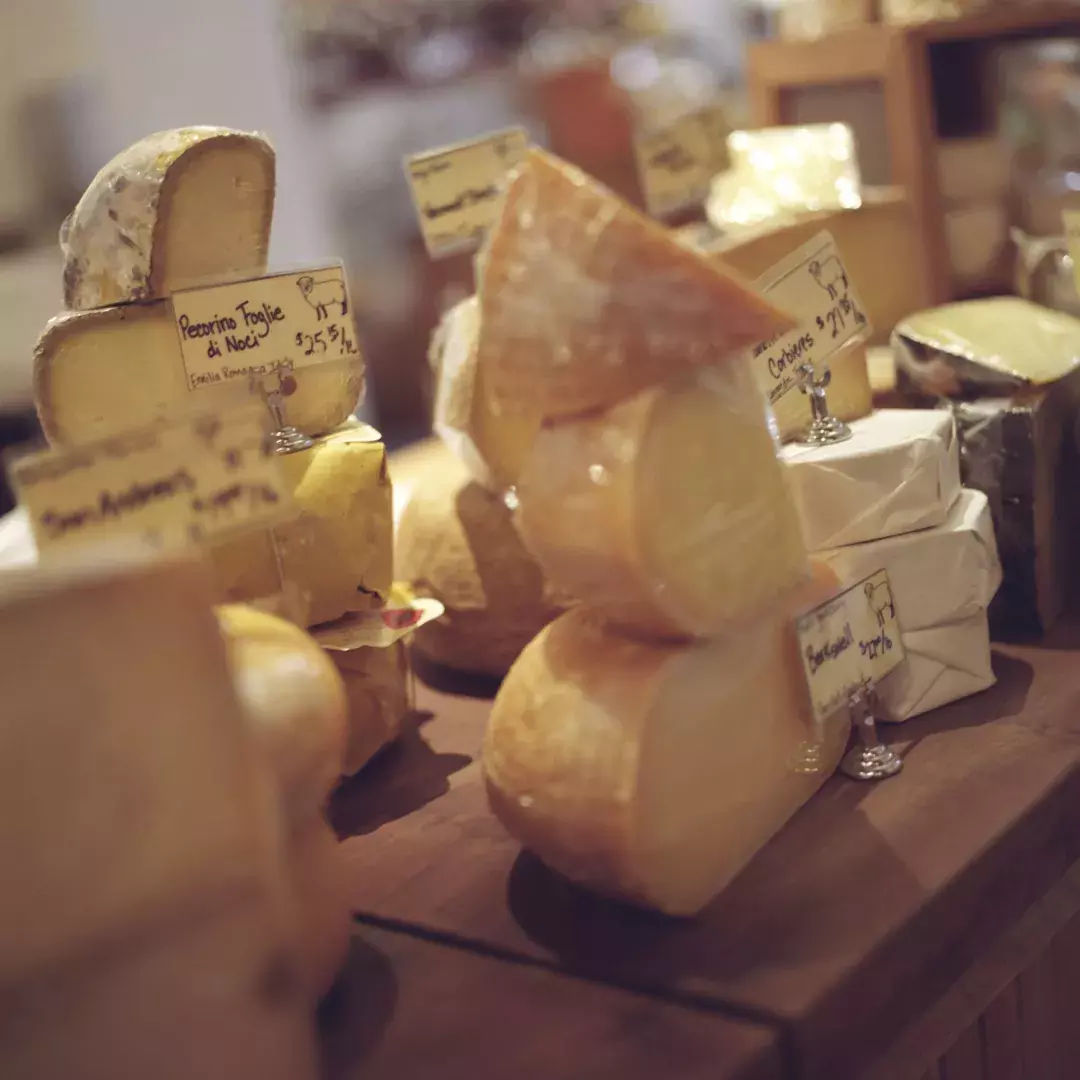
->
[483, 584, 847, 916]
[61, 127, 275, 310]
[429, 295, 540, 492]
[216, 604, 348, 817]
[396, 454, 573, 677]
[476, 147, 794, 418]
[210, 426, 393, 628]
[33, 303, 363, 445]
[514, 364, 809, 640]
[332, 640, 410, 775]
[768, 343, 873, 443]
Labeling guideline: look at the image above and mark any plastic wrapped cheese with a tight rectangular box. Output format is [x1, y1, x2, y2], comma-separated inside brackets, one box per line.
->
[332, 640, 411, 775]
[33, 301, 363, 445]
[429, 294, 540, 492]
[483, 577, 848, 916]
[61, 127, 275, 310]
[781, 408, 962, 550]
[476, 147, 793, 418]
[514, 364, 809, 640]
[396, 454, 573, 677]
[211, 425, 393, 628]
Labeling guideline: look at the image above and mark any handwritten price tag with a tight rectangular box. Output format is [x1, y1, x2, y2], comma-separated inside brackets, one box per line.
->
[1063, 210, 1080, 295]
[10, 405, 292, 556]
[749, 231, 871, 407]
[634, 103, 731, 218]
[173, 265, 360, 393]
[405, 127, 529, 259]
[794, 569, 905, 725]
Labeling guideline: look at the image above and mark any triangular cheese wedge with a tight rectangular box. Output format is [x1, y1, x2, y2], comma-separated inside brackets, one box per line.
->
[476, 148, 794, 419]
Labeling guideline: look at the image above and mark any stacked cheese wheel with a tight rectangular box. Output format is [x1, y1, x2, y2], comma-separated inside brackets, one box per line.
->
[477, 149, 852, 916]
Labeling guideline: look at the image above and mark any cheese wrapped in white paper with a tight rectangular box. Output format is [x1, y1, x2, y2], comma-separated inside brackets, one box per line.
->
[483, 591, 847, 916]
[514, 364, 809, 640]
[781, 409, 961, 550]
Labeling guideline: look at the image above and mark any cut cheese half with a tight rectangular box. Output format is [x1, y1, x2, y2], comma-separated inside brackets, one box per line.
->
[483, 586, 848, 916]
[211, 426, 393, 628]
[61, 127, 275, 310]
[396, 453, 573, 677]
[33, 301, 363, 444]
[476, 147, 794, 418]
[514, 364, 809, 640]
[430, 295, 541, 492]
[332, 640, 410, 775]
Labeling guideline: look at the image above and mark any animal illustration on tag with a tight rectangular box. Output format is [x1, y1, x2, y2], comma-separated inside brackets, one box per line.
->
[808, 256, 848, 301]
[297, 275, 348, 321]
[865, 580, 896, 628]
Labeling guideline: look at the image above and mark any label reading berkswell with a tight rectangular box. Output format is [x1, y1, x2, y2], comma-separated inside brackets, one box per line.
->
[11, 405, 292, 555]
[795, 569, 905, 725]
[405, 127, 529, 259]
[750, 231, 871, 407]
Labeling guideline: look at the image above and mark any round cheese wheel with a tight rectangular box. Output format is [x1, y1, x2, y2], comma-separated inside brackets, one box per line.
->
[332, 640, 410, 775]
[395, 454, 573, 679]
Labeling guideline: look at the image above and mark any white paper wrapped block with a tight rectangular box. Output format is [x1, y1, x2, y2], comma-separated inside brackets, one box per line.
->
[781, 409, 962, 550]
[875, 611, 995, 721]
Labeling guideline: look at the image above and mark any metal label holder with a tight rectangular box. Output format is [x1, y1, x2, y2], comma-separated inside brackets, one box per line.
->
[796, 361, 852, 446]
[840, 680, 902, 781]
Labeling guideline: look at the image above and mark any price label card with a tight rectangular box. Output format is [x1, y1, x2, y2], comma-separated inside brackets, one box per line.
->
[750, 231, 871, 407]
[634, 103, 731, 218]
[1063, 210, 1080, 294]
[794, 569, 905, 725]
[173, 265, 360, 393]
[10, 406, 292, 556]
[405, 127, 529, 259]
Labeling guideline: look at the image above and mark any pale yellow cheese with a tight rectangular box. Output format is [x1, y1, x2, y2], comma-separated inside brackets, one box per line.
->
[332, 640, 410, 775]
[484, 594, 848, 916]
[33, 301, 363, 445]
[429, 295, 541, 492]
[396, 453, 573, 677]
[211, 426, 393, 629]
[476, 147, 794, 419]
[514, 365, 809, 640]
[61, 127, 275, 310]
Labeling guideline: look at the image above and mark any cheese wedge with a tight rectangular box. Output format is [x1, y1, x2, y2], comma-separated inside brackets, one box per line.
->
[211, 426, 393, 629]
[33, 302, 363, 445]
[396, 454, 573, 677]
[332, 640, 410, 775]
[484, 584, 848, 916]
[768, 343, 873, 443]
[476, 147, 794, 418]
[61, 127, 275, 310]
[429, 295, 541, 492]
[514, 365, 808, 640]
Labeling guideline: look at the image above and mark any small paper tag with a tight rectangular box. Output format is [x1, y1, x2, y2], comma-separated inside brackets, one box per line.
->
[634, 103, 731, 218]
[10, 405, 291, 556]
[750, 231, 871, 407]
[1064, 210, 1080, 294]
[173, 265, 360, 393]
[794, 569, 905, 725]
[405, 127, 529, 259]
[313, 596, 445, 652]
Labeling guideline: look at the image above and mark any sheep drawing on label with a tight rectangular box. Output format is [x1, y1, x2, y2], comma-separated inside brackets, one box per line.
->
[808, 255, 848, 301]
[297, 275, 348, 322]
[865, 580, 895, 628]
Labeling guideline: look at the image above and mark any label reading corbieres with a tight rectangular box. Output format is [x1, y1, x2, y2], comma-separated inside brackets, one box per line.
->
[794, 569, 905, 725]
[10, 406, 292, 555]
[634, 103, 731, 218]
[750, 231, 871, 406]
[173, 265, 360, 392]
[405, 127, 529, 259]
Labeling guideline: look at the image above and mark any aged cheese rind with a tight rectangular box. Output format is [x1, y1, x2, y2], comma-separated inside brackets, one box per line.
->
[395, 453, 573, 677]
[430, 295, 541, 492]
[332, 640, 410, 775]
[768, 343, 873, 442]
[62, 127, 275, 310]
[514, 365, 808, 640]
[484, 587, 847, 916]
[782, 408, 962, 550]
[33, 303, 363, 444]
[476, 147, 794, 418]
[211, 427, 393, 628]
